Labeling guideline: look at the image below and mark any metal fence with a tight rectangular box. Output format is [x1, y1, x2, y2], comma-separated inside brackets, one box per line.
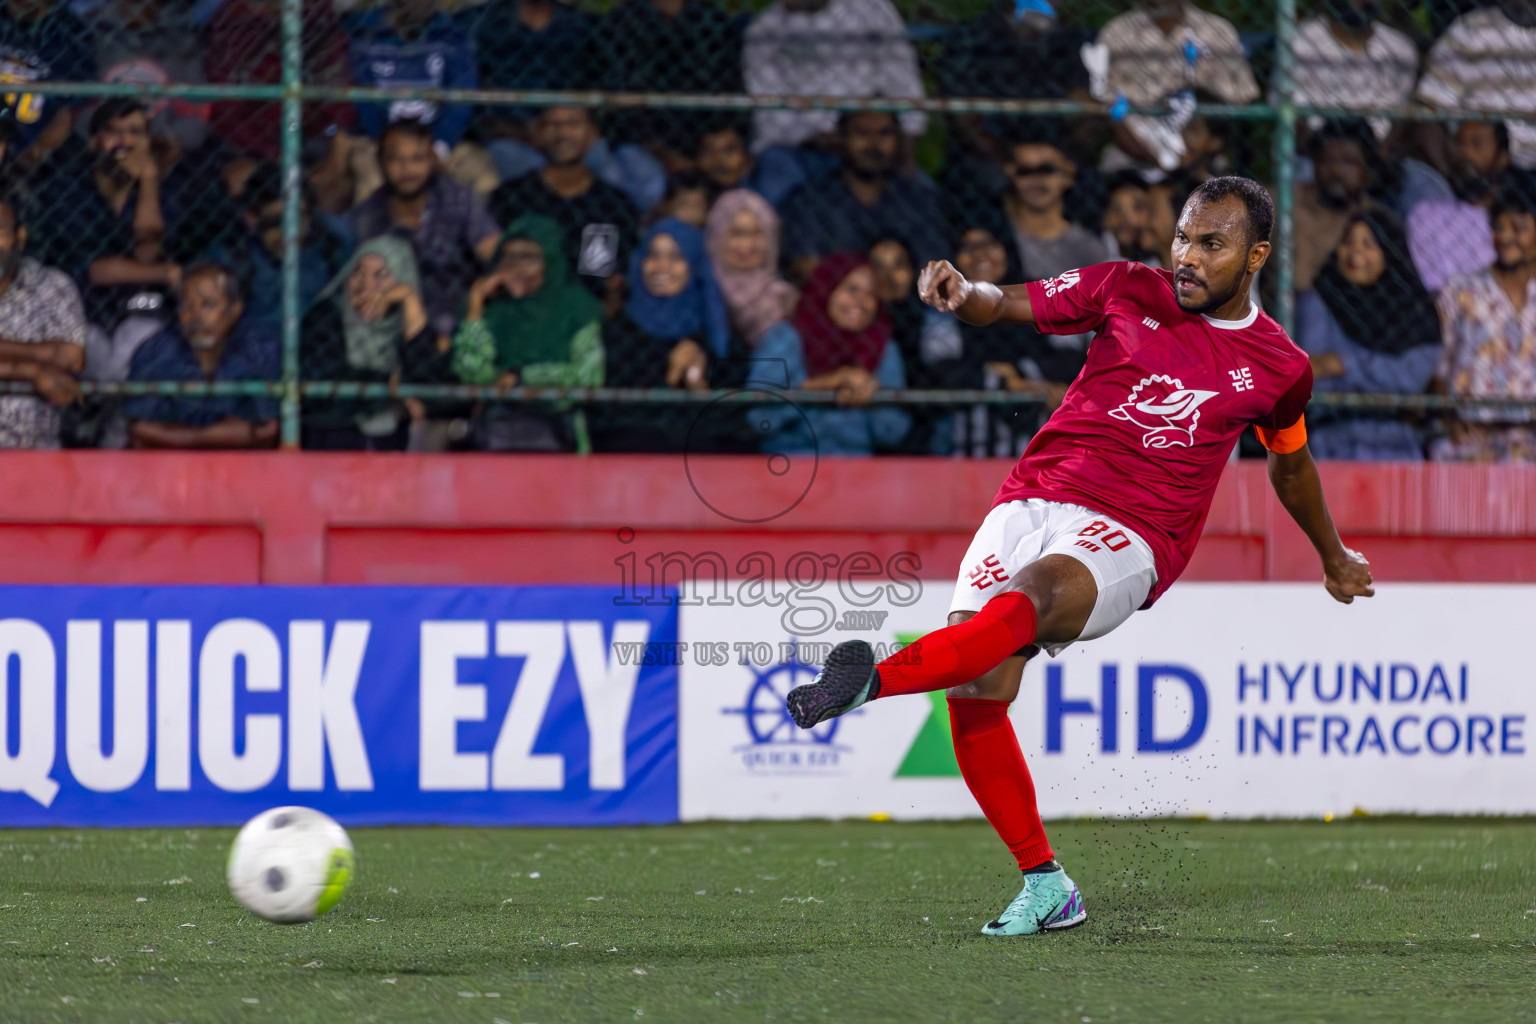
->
[0, 0, 1531, 459]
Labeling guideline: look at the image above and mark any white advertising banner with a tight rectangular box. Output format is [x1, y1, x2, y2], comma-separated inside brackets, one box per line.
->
[678, 583, 1536, 820]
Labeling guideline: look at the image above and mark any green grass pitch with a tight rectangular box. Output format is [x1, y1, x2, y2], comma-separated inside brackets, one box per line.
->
[3, 818, 1535, 1023]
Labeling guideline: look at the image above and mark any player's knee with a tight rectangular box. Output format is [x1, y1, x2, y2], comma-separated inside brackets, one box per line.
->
[1015, 576, 1063, 624]
[945, 653, 1028, 703]
[943, 612, 1003, 700]
[946, 679, 1012, 702]
[1016, 557, 1097, 643]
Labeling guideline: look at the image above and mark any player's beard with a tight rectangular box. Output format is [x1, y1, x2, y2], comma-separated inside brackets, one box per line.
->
[1173, 269, 1242, 315]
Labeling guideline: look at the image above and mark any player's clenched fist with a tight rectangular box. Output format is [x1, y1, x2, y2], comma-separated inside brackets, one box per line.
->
[919, 260, 972, 313]
[1323, 547, 1375, 604]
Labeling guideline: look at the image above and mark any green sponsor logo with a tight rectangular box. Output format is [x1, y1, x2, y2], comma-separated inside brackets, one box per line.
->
[891, 632, 961, 778]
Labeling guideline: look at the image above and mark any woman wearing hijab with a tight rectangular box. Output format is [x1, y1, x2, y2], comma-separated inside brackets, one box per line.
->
[453, 215, 605, 452]
[1297, 210, 1441, 460]
[301, 236, 444, 450]
[622, 217, 732, 364]
[747, 252, 911, 456]
[705, 189, 797, 348]
[596, 217, 736, 451]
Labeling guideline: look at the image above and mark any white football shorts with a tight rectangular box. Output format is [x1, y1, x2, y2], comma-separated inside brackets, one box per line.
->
[947, 498, 1158, 657]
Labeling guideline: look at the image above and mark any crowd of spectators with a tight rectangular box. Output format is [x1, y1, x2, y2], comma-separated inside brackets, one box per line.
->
[0, 0, 1530, 460]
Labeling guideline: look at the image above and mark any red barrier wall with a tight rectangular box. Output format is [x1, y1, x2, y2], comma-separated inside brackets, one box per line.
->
[0, 452, 1529, 585]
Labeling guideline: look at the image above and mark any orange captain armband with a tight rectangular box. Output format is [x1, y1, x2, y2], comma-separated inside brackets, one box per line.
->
[1254, 414, 1308, 454]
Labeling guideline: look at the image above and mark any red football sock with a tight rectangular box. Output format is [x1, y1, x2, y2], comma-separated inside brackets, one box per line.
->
[875, 591, 1038, 699]
[948, 697, 1054, 870]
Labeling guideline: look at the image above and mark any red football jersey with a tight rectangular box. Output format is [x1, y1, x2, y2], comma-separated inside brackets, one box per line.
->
[994, 261, 1312, 606]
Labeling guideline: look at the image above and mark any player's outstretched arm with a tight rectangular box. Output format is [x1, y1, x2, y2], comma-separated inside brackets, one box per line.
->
[918, 260, 1035, 326]
[1267, 444, 1375, 603]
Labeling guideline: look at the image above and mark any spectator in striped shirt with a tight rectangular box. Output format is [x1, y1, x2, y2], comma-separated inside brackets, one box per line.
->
[1290, 0, 1418, 143]
[1416, 2, 1536, 169]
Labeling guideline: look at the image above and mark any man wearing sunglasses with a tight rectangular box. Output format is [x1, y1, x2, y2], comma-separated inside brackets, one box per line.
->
[999, 128, 1110, 382]
[1002, 133, 1110, 286]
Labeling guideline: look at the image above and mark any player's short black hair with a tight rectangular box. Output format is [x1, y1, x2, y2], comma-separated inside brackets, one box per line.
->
[378, 117, 435, 150]
[1187, 175, 1274, 246]
[90, 97, 147, 136]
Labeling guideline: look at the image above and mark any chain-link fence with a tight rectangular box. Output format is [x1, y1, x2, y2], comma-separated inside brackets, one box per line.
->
[0, 0, 1530, 460]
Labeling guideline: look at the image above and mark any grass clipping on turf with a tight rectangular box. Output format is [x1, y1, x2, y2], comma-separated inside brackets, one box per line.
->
[1, 818, 1533, 1023]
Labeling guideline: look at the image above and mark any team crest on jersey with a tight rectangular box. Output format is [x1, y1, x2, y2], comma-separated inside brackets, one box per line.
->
[1108, 374, 1219, 449]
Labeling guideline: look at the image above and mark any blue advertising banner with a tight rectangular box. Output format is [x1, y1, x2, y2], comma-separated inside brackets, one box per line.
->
[0, 587, 677, 827]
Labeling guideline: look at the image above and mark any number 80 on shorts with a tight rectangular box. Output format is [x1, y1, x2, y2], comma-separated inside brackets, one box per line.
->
[1075, 521, 1132, 554]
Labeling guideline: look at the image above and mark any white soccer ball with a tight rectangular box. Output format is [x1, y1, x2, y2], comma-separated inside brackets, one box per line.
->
[227, 806, 354, 924]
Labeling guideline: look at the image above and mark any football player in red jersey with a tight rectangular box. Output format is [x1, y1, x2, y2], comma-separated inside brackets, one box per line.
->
[786, 176, 1376, 936]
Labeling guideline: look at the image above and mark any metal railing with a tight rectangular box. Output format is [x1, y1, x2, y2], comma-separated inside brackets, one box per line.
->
[8, 378, 1528, 416]
[15, 1, 1534, 446]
